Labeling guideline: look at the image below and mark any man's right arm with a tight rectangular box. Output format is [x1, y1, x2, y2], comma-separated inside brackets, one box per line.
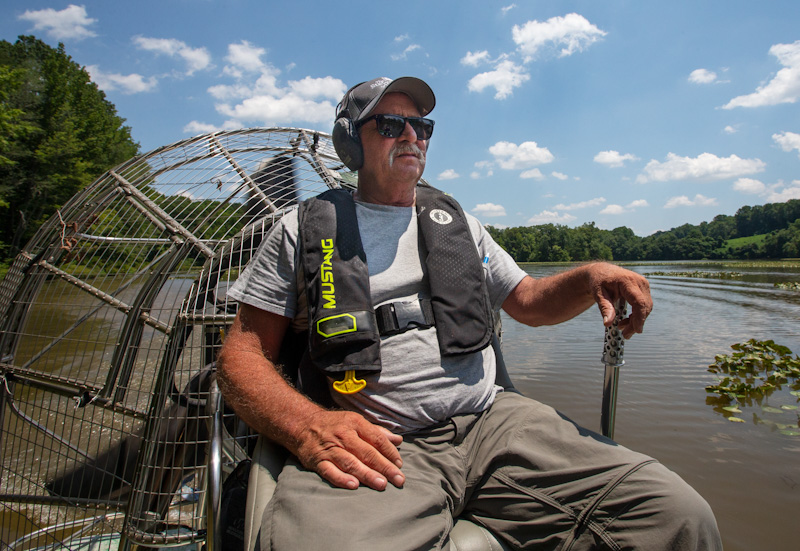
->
[216, 303, 405, 491]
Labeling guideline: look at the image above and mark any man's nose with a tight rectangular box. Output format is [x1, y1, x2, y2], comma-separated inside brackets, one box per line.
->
[399, 121, 420, 142]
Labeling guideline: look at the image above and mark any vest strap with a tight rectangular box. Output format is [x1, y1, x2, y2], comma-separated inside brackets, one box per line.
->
[375, 299, 435, 336]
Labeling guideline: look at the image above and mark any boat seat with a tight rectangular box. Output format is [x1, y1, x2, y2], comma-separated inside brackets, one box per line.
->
[242, 335, 513, 551]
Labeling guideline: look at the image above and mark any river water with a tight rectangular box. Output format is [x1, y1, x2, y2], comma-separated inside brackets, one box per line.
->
[500, 261, 800, 551]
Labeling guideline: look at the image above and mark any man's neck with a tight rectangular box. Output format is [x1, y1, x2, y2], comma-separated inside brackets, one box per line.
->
[354, 179, 417, 207]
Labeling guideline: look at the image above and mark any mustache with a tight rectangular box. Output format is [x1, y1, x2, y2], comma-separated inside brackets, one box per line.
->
[389, 143, 425, 164]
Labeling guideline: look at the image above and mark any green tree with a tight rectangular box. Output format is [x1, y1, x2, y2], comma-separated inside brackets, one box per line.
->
[0, 36, 139, 260]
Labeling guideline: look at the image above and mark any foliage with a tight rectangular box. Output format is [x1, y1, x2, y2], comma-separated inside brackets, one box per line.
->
[705, 339, 800, 435]
[488, 198, 800, 263]
[0, 36, 139, 261]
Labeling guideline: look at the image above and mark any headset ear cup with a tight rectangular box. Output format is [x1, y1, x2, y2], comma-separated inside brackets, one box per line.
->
[332, 118, 363, 171]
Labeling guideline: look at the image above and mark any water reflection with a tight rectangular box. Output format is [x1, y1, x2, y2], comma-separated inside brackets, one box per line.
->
[503, 261, 800, 551]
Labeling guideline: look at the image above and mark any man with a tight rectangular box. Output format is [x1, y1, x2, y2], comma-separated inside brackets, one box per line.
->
[218, 76, 721, 550]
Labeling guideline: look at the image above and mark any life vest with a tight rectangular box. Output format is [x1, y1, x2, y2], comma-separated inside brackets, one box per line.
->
[296, 184, 494, 394]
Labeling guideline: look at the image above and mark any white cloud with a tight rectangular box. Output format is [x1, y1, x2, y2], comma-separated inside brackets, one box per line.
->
[392, 44, 422, 61]
[664, 194, 718, 208]
[470, 172, 481, 179]
[733, 178, 800, 202]
[512, 13, 606, 61]
[472, 203, 507, 217]
[594, 150, 639, 168]
[438, 169, 460, 180]
[225, 41, 268, 75]
[554, 197, 606, 210]
[394, 34, 410, 42]
[636, 152, 766, 183]
[501, 4, 517, 15]
[599, 199, 648, 215]
[288, 76, 347, 100]
[733, 178, 766, 194]
[724, 125, 738, 134]
[489, 141, 554, 169]
[86, 65, 157, 94]
[202, 43, 347, 128]
[600, 204, 626, 215]
[688, 69, 718, 84]
[183, 119, 242, 135]
[18, 4, 97, 41]
[723, 40, 800, 109]
[520, 168, 545, 179]
[527, 210, 576, 225]
[467, 59, 530, 99]
[552, 171, 568, 180]
[133, 36, 212, 75]
[461, 50, 491, 67]
[765, 181, 800, 202]
[773, 131, 800, 158]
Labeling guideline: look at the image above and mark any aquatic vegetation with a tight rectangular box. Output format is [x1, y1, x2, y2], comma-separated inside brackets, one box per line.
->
[774, 281, 800, 291]
[644, 270, 743, 279]
[706, 339, 800, 435]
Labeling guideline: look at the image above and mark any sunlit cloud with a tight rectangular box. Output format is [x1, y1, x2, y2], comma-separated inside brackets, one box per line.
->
[133, 36, 212, 75]
[636, 152, 765, 183]
[688, 68, 718, 84]
[472, 203, 507, 217]
[664, 194, 718, 208]
[773, 131, 800, 158]
[467, 59, 530, 99]
[520, 168, 545, 179]
[594, 150, 639, 168]
[733, 178, 800, 202]
[18, 4, 97, 41]
[723, 40, 800, 108]
[501, 4, 517, 15]
[461, 50, 491, 67]
[187, 43, 347, 132]
[527, 210, 577, 225]
[489, 141, 554, 169]
[392, 44, 422, 61]
[512, 13, 606, 61]
[86, 65, 157, 94]
[600, 199, 649, 215]
[554, 197, 606, 211]
[438, 169, 460, 180]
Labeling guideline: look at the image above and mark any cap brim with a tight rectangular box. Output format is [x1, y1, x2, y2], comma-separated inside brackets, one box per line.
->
[355, 77, 435, 121]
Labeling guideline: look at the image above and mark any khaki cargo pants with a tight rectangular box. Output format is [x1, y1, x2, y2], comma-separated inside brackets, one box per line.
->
[261, 392, 722, 550]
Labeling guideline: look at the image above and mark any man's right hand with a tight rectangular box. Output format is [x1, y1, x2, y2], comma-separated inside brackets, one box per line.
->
[293, 409, 405, 491]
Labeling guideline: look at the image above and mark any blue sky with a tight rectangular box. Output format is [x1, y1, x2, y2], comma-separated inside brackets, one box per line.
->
[3, 1, 800, 236]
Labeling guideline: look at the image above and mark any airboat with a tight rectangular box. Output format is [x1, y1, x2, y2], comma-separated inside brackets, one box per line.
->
[0, 128, 626, 551]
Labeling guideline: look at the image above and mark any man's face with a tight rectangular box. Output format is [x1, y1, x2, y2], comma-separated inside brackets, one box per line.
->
[358, 93, 428, 193]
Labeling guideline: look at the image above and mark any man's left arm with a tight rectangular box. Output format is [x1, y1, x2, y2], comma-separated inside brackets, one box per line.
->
[501, 262, 653, 339]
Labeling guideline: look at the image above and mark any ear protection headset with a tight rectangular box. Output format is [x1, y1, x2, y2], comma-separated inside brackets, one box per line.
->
[331, 84, 365, 171]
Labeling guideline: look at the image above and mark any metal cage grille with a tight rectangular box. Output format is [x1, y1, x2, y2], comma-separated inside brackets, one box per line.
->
[0, 127, 350, 549]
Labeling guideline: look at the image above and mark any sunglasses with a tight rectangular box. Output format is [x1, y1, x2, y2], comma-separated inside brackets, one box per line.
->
[356, 114, 435, 140]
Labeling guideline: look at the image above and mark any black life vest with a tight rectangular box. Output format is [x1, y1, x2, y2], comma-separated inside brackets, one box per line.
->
[296, 184, 494, 389]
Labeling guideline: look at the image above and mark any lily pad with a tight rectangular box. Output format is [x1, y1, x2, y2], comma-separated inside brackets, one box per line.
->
[762, 406, 784, 414]
[778, 430, 800, 436]
[722, 406, 742, 413]
[780, 405, 798, 410]
[790, 391, 800, 397]
[727, 417, 746, 423]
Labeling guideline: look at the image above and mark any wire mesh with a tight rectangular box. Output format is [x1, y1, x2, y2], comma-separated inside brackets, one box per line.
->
[0, 127, 351, 549]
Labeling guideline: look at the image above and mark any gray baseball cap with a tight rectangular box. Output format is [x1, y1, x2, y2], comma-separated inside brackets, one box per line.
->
[336, 76, 436, 122]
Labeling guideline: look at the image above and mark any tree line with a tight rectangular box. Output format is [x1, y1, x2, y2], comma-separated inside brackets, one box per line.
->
[487, 199, 800, 262]
[0, 36, 139, 263]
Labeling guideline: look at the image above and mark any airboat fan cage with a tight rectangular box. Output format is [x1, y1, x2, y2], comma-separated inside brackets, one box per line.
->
[0, 127, 354, 549]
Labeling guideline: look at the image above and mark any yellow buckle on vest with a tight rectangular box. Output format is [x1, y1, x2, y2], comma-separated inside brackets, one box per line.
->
[332, 370, 366, 394]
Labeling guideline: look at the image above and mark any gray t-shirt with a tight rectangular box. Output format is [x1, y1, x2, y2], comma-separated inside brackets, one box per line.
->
[227, 197, 527, 433]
